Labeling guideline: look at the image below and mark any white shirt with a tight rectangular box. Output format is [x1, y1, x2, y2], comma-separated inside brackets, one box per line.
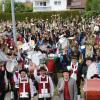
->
[86, 63, 98, 79]
[94, 25, 99, 32]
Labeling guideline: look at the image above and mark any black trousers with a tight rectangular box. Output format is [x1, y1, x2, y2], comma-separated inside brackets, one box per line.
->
[19, 98, 30, 100]
[13, 88, 18, 100]
[76, 78, 81, 95]
[6, 71, 13, 91]
[38, 98, 51, 100]
[0, 90, 6, 100]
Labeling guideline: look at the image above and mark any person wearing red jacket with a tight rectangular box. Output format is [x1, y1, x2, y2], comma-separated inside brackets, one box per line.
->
[47, 54, 55, 73]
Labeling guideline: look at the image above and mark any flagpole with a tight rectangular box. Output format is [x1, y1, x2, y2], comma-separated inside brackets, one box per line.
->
[2, 0, 5, 12]
[11, 0, 17, 44]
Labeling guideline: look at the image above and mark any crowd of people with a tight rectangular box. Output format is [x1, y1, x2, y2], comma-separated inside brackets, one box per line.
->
[0, 14, 100, 100]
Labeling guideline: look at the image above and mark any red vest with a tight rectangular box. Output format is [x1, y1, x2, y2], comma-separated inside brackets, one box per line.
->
[38, 76, 50, 94]
[19, 77, 30, 98]
[70, 64, 78, 75]
[47, 59, 55, 73]
[64, 81, 70, 100]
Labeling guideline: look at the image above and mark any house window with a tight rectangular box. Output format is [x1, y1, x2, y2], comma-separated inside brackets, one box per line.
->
[58, 1, 61, 5]
[54, 1, 58, 5]
[40, 2, 46, 6]
[54, 1, 61, 5]
[35, 1, 40, 6]
[35, 1, 47, 6]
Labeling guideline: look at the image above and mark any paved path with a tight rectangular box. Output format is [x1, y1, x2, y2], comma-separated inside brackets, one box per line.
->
[5, 92, 84, 100]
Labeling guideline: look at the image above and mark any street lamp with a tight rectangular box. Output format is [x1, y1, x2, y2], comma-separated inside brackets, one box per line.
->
[11, 0, 17, 43]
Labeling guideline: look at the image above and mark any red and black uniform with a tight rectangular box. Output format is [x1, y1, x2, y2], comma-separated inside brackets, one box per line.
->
[38, 76, 51, 100]
[19, 77, 31, 100]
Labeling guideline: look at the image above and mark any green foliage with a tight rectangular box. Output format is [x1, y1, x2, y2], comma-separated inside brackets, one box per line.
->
[83, 11, 94, 18]
[15, 2, 25, 12]
[84, 0, 100, 19]
[1, 0, 33, 13]
[15, 2, 33, 13]
[4, 0, 11, 13]
[91, 0, 100, 13]
[86, 0, 93, 11]
[0, 10, 80, 21]
[0, 2, 2, 12]
[86, 0, 100, 13]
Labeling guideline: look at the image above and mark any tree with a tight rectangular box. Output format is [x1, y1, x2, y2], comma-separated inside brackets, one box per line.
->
[3, 0, 33, 13]
[86, 0, 93, 11]
[5, 0, 11, 12]
[86, 0, 100, 13]
[92, 0, 100, 13]
[15, 2, 25, 12]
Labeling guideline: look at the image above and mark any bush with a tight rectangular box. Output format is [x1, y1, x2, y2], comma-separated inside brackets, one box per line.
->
[83, 11, 99, 19]
[0, 10, 80, 22]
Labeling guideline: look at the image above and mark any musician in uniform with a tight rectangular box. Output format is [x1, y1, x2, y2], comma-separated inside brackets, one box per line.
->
[18, 69, 35, 100]
[13, 65, 20, 100]
[34, 66, 54, 100]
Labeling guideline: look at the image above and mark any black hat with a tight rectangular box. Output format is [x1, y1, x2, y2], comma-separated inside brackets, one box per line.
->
[62, 69, 70, 73]
[19, 69, 28, 74]
[39, 67, 47, 71]
[85, 57, 93, 61]
[91, 74, 100, 79]
[72, 54, 78, 60]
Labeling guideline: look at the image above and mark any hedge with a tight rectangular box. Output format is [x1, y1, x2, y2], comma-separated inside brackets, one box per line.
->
[0, 10, 80, 22]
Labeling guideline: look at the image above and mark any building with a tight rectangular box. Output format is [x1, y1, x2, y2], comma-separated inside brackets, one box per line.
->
[68, 0, 86, 9]
[33, 0, 67, 12]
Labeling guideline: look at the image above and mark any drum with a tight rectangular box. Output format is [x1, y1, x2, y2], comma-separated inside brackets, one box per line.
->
[83, 79, 100, 100]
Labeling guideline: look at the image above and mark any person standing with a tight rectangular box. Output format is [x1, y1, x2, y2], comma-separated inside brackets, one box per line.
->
[67, 55, 82, 100]
[18, 69, 35, 100]
[0, 62, 6, 100]
[86, 57, 98, 79]
[57, 70, 77, 100]
[34, 66, 54, 100]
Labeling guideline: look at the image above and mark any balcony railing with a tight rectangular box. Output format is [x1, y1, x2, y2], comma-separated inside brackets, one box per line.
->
[33, 6, 51, 12]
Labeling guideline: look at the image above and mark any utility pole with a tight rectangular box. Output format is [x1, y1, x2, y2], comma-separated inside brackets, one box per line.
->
[11, 0, 17, 43]
[2, 0, 5, 12]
